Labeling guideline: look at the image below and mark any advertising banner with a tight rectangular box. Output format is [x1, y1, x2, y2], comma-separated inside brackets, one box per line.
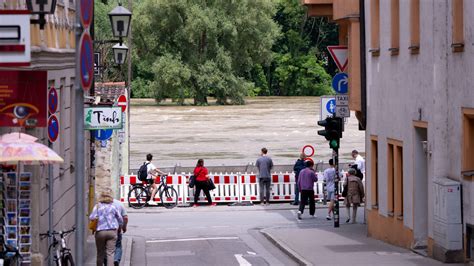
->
[0, 71, 47, 127]
[84, 107, 122, 130]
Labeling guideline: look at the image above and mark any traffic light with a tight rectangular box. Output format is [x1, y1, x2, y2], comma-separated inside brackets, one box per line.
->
[317, 116, 343, 150]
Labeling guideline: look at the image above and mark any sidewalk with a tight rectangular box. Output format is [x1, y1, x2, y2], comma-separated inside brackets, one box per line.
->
[85, 234, 133, 266]
[262, 224, 446, 266]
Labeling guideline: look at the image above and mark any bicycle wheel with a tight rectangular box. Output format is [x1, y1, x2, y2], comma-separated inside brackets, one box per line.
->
[61, 253, 75, 266]
[128, 186, 148, 209]
[160, 186, 178, 209]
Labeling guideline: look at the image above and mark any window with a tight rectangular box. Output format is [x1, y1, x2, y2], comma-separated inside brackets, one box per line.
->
[371, 136, 379, 208]
[463, 108, 474, 177]
[369, 0, 380, 56]
[409, 0, 420, 53]
[388, 138, 404, 219]
[389, 0, 400, 55]
[452, 0, 464, 52]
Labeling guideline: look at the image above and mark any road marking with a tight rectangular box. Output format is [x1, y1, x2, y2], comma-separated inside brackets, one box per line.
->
[146, 236, 239, 243]
[235, 254, 252, 266]
[211, 225, 230, 228]
[247, 251, 256, 255]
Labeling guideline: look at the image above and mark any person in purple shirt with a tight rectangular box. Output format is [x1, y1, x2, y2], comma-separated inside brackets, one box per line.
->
[297, 160, 318, 220]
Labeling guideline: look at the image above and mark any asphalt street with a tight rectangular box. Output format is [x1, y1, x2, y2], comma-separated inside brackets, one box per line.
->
[124, 203, 352, 265]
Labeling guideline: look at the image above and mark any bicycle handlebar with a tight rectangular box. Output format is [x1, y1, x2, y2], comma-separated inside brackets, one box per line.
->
[40, 227, 76, 238]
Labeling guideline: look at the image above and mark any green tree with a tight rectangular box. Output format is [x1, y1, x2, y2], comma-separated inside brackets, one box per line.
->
[133, 0, 280, 105]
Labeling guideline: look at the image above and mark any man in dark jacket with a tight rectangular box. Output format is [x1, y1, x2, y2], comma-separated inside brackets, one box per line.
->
[292, 153, 306, 205]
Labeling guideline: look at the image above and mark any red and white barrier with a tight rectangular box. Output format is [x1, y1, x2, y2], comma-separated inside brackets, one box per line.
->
[120, 170, 351, 205]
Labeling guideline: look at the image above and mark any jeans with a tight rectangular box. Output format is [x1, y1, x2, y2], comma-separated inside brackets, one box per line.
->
[299, 190, 315, 216]
[259, 178, 271, 203]
[114, 232, 122, 263]
[294, 184, 300, 203]
[194, 180, 212, 204]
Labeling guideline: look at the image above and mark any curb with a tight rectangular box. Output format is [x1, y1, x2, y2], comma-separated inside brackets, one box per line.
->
[122, 235, 133, 266]
[260, 229, 313, 266]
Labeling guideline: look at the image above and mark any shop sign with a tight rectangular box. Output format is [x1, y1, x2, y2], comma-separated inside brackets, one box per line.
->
[0, 71, 47, 127]
[84, 107, 122, 130]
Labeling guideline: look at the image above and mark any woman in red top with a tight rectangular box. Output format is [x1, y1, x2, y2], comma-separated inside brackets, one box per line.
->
[193, 159, 215, 207]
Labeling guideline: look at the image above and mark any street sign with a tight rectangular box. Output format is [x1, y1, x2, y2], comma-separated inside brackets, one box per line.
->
[302, 145, 315, 157]
[327, 46, 348, 72]
[48, 87, 58, 114]
[48, 115, 59, 142]
[100, 140, 107, 148]
[93, 129, 113, 141]
[84, 107, 122, 130]
[94, 52, 100, 77]
[80, 33, 94, 91]
[335, 106, 350, 118]
[336, 94, 349, 106]
[117, 94, 127, 112]
[332, 73, 348, 94]
[80, 0, 93, 28]
[320, 96, 335, 120]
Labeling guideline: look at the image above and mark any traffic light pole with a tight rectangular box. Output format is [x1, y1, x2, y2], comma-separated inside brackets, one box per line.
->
[333, 146, 340, 228]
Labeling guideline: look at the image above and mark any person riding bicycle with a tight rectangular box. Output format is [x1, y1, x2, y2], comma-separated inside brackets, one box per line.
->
[144, 154, 166, 203]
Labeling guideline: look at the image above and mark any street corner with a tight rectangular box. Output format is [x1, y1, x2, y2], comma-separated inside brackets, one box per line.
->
[260, 228, 313, 266]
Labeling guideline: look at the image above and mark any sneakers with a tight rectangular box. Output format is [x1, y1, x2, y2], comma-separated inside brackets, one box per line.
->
[210, 203, 217, 207]
[297, 211, 302, 220]
[326, 216, 332, 220]
[345, 218, 351, 223]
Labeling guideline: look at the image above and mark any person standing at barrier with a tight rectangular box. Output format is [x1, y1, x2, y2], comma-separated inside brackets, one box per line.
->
[256, 147, 273, 205]
[323, 159, 336, 220]
[297, 160, 318, 219]
[89, 189, 123, 266]
[344, 168, 365, 224]
[292, 153, 306, 206]
[193, 159, 215, 207]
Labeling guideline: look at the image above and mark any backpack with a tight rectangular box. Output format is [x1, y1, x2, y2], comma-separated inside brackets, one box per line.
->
[138, 162, 150, 181]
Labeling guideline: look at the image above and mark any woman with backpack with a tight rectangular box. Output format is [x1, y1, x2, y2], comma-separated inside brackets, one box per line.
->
[192, 159, 215, 207]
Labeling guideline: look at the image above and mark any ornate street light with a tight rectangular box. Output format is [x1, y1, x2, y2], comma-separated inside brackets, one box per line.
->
[108, 3, 132, 43]
[112, 43, 128, 65]
[26, 0, 57, 29]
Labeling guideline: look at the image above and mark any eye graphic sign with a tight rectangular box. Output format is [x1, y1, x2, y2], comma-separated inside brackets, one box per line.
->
[0, 71, 47, 127]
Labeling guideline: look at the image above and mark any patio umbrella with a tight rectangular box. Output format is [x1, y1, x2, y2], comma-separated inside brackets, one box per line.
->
[0, 132, 63, 165]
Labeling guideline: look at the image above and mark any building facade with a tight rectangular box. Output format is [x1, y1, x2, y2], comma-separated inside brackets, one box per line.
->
[304, 0, 473, 263]
[0, 0, 91, 264]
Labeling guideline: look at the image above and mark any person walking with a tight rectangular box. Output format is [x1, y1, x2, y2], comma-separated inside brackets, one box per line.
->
[256, 148, 274, 205]
[193, 159, 215, 207]
[351, 150, 365, 175]
[292, 153, 306, 205]
[344, 168, 365, 224]
[89, 190, 123, 266]
[112, 198, 128, 266]
[297, 160, 318, 219]
[323, 159, 336, 220]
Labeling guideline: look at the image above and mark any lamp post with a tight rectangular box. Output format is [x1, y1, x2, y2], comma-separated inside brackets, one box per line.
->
[26, 0, 57, 29]
[108, 3, 132, 43]
[112, 43, 128, 65]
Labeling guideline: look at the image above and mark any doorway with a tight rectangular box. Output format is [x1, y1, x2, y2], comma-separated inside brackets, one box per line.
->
[413, 124, 428, 250]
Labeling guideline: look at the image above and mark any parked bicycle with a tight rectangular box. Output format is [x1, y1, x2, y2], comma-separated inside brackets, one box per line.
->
[39, 227, 75, 266]
[128, 175, 178, 209]
[0, 242, 22, 266]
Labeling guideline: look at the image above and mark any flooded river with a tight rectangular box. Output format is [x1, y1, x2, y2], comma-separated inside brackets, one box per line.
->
[130, 97, 365, 168]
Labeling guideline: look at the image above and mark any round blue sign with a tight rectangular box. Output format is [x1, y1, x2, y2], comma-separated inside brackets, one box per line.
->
[80, 33, 94, 91]
[48, 115, 59, 143]
[93, 129, 113, 141]
[331, 73, 348, 94]
[48, 87, 58, 114]
[326, 99, 336, 114]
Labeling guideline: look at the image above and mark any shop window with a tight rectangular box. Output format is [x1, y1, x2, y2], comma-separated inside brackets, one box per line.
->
[371, 136, 378, 208]
[409, 0, 420, 54]
[463, 108, 474, 178]
[387, 143, 394, 215]
[395, 145, 403, 219]
[452, 0, 464, 52]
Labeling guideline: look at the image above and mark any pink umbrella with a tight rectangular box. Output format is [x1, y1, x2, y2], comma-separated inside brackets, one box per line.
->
[0, 132, 64, 165]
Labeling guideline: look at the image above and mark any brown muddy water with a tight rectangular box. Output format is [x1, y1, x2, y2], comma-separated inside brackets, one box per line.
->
[130, 97, 365, 168]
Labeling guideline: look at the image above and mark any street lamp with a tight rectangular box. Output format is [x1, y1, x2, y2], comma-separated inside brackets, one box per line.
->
[108, 3, 132, 44]
[26, 0, 57, 29]
[112, 43, 128, 65]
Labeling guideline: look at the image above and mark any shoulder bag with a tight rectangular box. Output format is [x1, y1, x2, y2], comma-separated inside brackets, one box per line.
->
[189, 168, 203, 188]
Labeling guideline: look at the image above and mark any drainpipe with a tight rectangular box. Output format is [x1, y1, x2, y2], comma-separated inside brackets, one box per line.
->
[359, 0, 367, 130]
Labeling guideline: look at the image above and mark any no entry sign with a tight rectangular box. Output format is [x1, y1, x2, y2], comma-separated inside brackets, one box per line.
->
[80, 33, 94, 91]
[80, 0, 93, 28]
[48, 115, 59, 142]
[117, 94, 127, 112]
[48, 87, 58, 114]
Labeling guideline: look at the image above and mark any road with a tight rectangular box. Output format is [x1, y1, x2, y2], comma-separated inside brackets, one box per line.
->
[124, 204, 351, 265]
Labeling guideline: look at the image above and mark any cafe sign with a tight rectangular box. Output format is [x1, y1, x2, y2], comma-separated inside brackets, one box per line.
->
[84, 107, 122, 130]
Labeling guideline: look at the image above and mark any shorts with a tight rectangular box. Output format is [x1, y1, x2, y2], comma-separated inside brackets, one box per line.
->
[327, 190, 335, 201]
[145, 178, 154, 185]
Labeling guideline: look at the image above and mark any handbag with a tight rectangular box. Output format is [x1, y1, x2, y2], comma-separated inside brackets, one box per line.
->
[190, 168, 203, 188]
[88, 219, 98, 232]
[207, 178, 216, 190]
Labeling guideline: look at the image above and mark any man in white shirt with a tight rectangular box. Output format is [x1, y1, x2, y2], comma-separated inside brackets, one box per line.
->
[351, 150, 365, 174]
[323, 159, 336, 220]
[145, 154, 166, 202]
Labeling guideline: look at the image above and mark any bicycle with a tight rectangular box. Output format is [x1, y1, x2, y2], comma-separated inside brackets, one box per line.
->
[39, 227, 75, 266]
[128, 175, 178, 209]
[0, 242, 22, 266]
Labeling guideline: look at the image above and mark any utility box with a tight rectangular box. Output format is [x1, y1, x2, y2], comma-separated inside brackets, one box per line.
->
[433, 177, 462, 250]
